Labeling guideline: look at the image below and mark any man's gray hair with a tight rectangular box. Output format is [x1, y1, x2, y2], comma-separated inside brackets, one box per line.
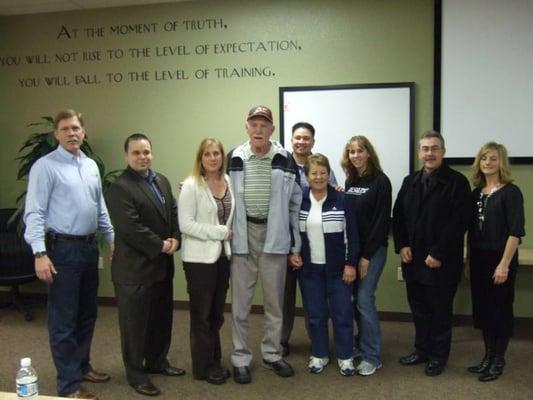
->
[419, 130, 445, 149]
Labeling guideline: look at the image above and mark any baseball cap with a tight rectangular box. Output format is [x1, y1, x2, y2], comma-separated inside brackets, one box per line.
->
[247, 106, 273, 123]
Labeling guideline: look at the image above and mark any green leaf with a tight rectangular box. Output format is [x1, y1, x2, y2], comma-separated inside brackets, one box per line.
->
[15, 191, 27, 204]
[45, 133, 58, 147]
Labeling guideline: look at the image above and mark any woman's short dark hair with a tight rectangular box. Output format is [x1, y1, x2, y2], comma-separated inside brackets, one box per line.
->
[304, 153, 331, 176]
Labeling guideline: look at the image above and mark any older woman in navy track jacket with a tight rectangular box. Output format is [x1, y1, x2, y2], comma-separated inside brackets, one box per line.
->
[296, 153, 359, 376]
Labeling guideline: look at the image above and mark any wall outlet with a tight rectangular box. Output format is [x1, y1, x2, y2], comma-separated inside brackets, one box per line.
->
[98, 257, 104, 270]
[397, 266, 404, 281]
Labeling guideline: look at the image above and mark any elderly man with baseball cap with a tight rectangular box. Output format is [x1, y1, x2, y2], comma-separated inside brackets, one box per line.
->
[227, 106, 303, 384]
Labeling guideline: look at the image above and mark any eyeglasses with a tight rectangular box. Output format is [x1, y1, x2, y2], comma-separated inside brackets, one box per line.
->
[419, 145, 442, 153]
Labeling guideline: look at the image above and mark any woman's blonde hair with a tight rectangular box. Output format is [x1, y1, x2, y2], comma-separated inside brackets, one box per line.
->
[472, 141, 513, 188]
[191, 138, 226, 182]
[341, 135, 382, 183]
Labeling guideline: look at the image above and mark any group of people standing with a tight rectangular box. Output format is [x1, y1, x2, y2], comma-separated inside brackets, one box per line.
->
[393, 132, 524, 382]
[22, 106, 524, 399]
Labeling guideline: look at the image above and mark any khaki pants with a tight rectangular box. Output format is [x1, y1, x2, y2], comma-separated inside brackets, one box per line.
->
[231, 221, 287, 367]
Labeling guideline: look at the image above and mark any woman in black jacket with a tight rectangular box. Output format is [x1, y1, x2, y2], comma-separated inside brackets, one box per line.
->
[341, 135, 391, 376]
[467, 142, 525, 382]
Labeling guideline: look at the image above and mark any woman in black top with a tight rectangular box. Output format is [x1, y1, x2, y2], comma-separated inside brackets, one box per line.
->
[467, 142, 525, 382]
[341, 135, 392, 376]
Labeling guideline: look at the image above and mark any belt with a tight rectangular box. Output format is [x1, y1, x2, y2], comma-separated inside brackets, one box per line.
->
[47, 232, 96, 242]
[246, 215, 268, 224]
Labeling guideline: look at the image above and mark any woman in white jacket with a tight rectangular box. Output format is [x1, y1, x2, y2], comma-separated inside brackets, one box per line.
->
[178, 138, 235, 385]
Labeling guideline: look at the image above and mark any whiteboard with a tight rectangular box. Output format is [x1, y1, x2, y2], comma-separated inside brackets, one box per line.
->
[441, 0, 533, 162]
[279, 83, 414, 202]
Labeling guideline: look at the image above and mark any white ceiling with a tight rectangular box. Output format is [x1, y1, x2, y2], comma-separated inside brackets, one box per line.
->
[0, 0, 192, 16]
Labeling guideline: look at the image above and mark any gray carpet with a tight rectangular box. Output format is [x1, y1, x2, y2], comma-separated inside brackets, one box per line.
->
[1, 303, 532, 400]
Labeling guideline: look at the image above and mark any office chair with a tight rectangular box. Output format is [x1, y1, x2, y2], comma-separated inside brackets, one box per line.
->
[0, 208, 37, 321]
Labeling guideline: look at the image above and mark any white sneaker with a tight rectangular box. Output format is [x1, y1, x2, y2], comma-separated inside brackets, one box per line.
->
[338, 358, 355, 376]
[356, 360, 382, 376]
[308, 356, 329, 374]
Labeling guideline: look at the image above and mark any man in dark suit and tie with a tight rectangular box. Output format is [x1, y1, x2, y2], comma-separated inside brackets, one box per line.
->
[107, 133, 184, 396]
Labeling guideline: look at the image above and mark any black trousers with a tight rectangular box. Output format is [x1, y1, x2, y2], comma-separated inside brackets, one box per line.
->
[405, 280, 458, 363]
[183, 256, 230, 379]
[114, 276, 174, 386]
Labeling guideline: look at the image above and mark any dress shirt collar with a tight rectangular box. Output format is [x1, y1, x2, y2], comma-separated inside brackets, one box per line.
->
[126, 166, 153, 180]
[56, 144, 86, 161]
[144, 169, 157, 183]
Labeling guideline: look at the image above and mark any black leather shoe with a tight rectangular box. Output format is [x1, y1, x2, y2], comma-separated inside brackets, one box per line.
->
[205, 369, 227, 385]
[467, 355, 491, 374]
[425, 360, 445, 376]
[233, 366, 252, 384]
[262, 358, 294, 377]
[399, 352, 428, 366]
[146, 366, 186, 377]
[479, 356, 505, 382]
[132, 382, 160, 396]
[212, 361, 231, 379]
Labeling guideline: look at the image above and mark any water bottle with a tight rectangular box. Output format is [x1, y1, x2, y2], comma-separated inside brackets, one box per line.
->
[16, 357, 39, 399]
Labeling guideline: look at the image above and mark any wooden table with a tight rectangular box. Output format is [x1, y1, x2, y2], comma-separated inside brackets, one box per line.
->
[0, 392, 63, 400]
[519, 248, 533, 266]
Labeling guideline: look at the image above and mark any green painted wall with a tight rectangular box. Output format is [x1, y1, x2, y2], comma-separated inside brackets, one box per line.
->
[1, 0, 531, 316]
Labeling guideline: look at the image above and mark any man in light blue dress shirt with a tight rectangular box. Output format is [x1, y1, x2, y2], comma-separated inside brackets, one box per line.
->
[24, 109, 114, 400]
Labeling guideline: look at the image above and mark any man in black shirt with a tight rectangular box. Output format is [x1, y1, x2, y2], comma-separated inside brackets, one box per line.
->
[392, 131, 471, 376]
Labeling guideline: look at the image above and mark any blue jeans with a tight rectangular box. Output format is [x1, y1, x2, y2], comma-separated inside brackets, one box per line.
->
[353, 246, 387, 366]
[299, 263, 353, 360]
[48, 237, 99, 395]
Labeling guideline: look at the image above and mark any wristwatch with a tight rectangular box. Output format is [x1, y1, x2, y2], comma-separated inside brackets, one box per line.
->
[34, 251, 47, 258]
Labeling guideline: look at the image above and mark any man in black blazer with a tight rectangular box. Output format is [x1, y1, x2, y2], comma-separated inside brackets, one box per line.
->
[107, 133, 184, 396]
[392, 131, 471, 377]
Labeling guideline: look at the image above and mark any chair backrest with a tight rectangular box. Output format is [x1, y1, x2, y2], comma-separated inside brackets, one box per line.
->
[0, 208, 18, 233]
[0, 208, 35, 282]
